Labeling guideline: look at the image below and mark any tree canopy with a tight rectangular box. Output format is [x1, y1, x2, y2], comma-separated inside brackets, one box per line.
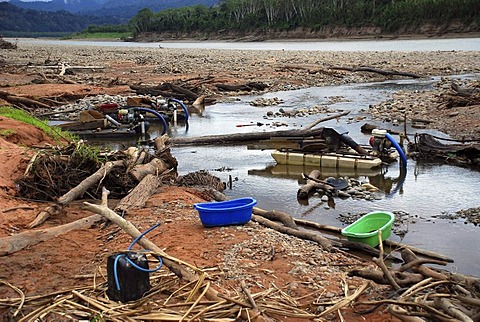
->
[128, 0, 480, 36]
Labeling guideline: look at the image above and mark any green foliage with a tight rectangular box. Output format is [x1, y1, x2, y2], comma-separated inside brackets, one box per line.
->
[0, 2, 123, 34]
[0, 31, 73, 38]
[2, 0, 478, 36]
[66, 32, 133, 40]
[0, 107, 76, 143]
[71, 142, 104, 165]
[127, 0, 479, 35]
[67, 24, 133, 39]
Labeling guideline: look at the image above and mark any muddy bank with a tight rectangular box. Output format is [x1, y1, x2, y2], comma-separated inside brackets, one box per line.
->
[133, 24, 480, 42]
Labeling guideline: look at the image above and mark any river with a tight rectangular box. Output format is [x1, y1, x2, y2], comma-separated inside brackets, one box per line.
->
[166, 78, 480, 276]
[21, 37, 480, 276]
[10, 36, 480, 51]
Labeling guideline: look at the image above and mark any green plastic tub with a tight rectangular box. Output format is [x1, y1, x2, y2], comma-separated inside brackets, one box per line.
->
[341, 211, 395, 247]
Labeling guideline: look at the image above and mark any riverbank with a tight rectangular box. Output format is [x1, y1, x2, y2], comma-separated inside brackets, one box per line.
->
[2, 40, 479, 139]
[0, 39, 479, 321]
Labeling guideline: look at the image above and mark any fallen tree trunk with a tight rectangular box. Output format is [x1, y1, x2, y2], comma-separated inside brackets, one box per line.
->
[130, 84, 185, 100]
[401, 248, 448, 281]
[215, 82, 268, 92]
[349, 269, 425, 286]
[0, 214, 102, 256]
[169, 127, 325, 146]
[211, 190, 333, 250]
[57, 160, 125, 204]
[252, 208, 298, 229]
[114, 174, 162, 215]
[161, 83, 198, 101]
[129, 158, 170, 182]
[297, 170, 334, 199]
[329, 66, 422, 78]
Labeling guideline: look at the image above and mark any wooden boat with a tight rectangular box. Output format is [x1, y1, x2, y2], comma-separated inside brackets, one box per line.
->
[271, 149, 386, 169]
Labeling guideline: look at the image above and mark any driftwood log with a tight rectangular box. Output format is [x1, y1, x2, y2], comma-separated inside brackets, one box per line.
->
[130, 84, 185, 100]
[114, 174, 163, 215]
[329, 66, 422, 78]
[169, 127, 325, 146]
[129, 158, 170, 182]
[252, 214, 335, 251]
[130, 83, 199, 102]
[297, 170, 334, 199]
[351, 238, 480, 321]
[29, 64, 105, 76]
[293, 218, 455, 263]
[0, 214, 102, 256]
[413, 133, 480, 167]
[252, 208, 298, 229]
[5, 174, 165, 256]
[215, 82, 268, 92]
[439, 82, 480, 109]
[169, 111, 352, 146]
[159, 83, 198, 101]
[212, 189, 334, 250]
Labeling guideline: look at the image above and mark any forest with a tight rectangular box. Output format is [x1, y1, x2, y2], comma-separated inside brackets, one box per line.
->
[0, 2, 122, 36]
[128, 0, 479, 37]
[1, 0, 478, 38]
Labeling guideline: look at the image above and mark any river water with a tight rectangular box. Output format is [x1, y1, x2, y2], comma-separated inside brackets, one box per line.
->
[10, 36, 480, 51]
[22, 38, 480, 275]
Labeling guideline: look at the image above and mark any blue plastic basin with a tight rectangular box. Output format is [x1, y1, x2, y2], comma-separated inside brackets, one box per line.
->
[194, 197, 257, 227]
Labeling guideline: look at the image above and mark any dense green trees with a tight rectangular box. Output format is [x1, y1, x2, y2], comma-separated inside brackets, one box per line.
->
[2, 0, 478, 38]
[129, 0, 479, 36]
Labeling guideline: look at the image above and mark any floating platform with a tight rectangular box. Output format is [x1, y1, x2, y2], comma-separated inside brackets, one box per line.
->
[271, 150, 383, 169]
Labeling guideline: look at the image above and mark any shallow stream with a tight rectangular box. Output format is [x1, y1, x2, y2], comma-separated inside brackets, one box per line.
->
[164, 77, 480, 276]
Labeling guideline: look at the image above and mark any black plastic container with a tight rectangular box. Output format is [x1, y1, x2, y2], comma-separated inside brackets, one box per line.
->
[107, 252, 150, 302]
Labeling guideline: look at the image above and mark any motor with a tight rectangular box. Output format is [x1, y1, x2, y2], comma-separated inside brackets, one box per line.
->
[117, 108, 137, 124]
[107, 224, 163, 303]
[369, 129, 392, 155]
[369, 129, 408, 166]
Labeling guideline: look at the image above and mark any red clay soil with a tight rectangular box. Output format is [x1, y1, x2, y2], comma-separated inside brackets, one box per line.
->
[0, 116, 398, 321]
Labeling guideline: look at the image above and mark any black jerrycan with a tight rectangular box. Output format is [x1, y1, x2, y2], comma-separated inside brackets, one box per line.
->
[107, 252, 151, 302]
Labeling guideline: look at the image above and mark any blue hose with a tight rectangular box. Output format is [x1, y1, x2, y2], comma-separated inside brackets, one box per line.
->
[113, 223, 163, 291]
[135, 107, 168, 135]
[385, 132, 407, 166]
[168, 98, 189, 122]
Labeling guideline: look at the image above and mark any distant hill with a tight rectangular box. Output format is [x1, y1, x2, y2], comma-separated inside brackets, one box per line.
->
[6, 0, 219, 19]
[0, 2, 121, 33]
[1, 0, 219, 34]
